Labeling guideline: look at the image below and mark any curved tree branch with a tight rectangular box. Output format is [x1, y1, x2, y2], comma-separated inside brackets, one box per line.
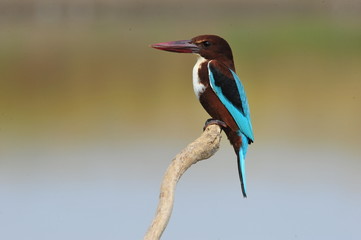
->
[144, 124, 222, 240]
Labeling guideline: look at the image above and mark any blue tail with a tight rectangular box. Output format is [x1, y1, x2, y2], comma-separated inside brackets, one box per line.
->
[237, 134, 249, 198]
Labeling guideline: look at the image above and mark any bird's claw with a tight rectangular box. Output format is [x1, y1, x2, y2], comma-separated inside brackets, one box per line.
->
[203, 118, 227, 131]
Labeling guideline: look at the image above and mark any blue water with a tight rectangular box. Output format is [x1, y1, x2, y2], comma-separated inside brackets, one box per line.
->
[1, 140, 360, 240]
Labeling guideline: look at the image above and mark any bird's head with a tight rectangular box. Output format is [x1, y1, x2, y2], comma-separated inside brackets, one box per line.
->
[151, 35, 234, 67]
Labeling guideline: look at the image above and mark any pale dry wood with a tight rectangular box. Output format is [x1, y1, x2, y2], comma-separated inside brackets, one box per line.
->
[144, 124, 222, 240]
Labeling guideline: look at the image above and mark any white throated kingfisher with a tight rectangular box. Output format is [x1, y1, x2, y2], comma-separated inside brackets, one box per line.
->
[151, 35, 254, 198]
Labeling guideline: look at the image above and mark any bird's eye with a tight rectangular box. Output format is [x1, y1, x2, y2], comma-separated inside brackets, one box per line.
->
[202, 41, 211, 47]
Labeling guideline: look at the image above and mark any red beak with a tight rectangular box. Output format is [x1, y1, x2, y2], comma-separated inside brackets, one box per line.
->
[150, 39, 199, 53]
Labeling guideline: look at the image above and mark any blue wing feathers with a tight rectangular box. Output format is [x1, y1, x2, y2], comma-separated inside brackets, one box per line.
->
[230, 70, 251, 118]
[208, 63, 246, 116]
[208, 61, 254, 142]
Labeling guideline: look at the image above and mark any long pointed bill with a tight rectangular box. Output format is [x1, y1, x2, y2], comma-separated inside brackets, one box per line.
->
[151, 40, 199, 53]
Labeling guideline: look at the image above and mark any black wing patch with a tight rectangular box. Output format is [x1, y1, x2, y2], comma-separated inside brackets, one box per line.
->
[209, 63, 245, 116]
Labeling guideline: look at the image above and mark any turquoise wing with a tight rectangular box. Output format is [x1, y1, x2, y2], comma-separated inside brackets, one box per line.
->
[208, 61, 254, 142]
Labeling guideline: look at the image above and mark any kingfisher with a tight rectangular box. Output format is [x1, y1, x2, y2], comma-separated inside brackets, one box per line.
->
[151, 35, 254, 198]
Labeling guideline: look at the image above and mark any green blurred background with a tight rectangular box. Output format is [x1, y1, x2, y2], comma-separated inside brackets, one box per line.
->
[1, 1, 360, 239]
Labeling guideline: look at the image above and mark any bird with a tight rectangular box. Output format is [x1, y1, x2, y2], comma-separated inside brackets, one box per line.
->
[151, 35, 254, 198]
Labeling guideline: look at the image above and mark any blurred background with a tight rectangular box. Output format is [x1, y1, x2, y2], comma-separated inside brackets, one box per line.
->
[0, 0, 360, 239]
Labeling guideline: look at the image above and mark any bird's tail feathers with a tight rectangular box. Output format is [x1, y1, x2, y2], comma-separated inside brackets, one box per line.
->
[237, 148, 247, 198]
[225, 129, 249, 198]
[237, 134, 249, 198]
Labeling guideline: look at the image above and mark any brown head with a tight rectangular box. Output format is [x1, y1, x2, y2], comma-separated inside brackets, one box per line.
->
[151, 34, 235, 70]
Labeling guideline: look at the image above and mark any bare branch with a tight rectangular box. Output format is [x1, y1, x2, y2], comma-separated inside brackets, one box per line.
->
[144, 124, 222, 240]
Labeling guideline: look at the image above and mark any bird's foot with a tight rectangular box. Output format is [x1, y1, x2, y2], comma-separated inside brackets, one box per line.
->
[203, 118, 227, 131]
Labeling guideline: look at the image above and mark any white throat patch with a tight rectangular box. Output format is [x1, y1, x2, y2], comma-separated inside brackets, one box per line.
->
[192, 56, 207, 98]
